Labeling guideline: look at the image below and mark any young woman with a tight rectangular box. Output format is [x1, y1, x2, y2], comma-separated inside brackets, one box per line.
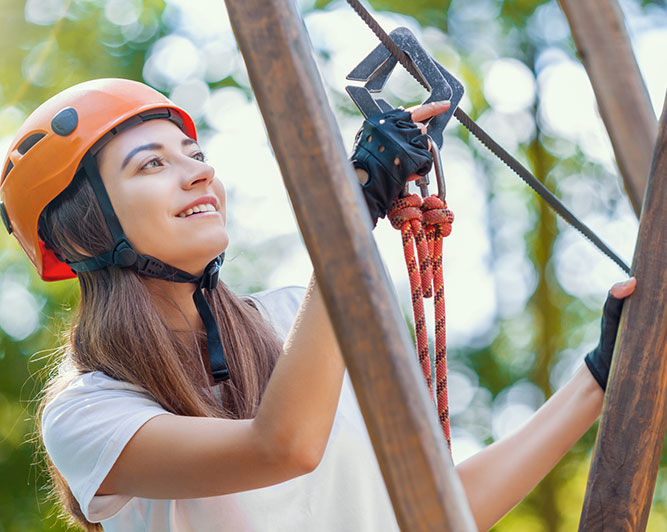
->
[0, 78, 635, 531]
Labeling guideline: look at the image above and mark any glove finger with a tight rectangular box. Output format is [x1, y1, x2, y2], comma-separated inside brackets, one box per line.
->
[602, 293, 625, 321]
[410, 149, 433, 176]
[395, 120, 422, 134]
[415, 160, 433, 176]
[599, 295, 625, 353]
[388, 110, 412, 122]
[409, 133, 430, 151]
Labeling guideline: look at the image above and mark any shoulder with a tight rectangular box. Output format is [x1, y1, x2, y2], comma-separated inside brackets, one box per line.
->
[41, 371, 171, 518]
[41, 371, 170, 471]
[242, 285, 307, 342]
[43, 371, 159, 414]
[42, 371, 169, 444]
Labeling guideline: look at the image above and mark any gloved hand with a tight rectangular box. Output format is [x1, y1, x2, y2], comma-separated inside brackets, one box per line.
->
[351, 109, 433, 226]
[584, 277, 637, 391]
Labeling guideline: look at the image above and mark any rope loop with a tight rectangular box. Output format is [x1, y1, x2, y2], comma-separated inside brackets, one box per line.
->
[388, 194, 423, 229]
[388, 191, 454, 451]
[389, 194, 433, 297]
[422, 195, 454, 237]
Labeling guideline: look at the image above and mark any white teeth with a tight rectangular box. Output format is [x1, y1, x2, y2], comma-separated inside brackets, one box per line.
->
[178, 203, 216, 217]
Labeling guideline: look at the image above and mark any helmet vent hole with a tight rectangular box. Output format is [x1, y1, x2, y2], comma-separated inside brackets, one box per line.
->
[2, 161, 14, 181]
[17, 133, 46, 155]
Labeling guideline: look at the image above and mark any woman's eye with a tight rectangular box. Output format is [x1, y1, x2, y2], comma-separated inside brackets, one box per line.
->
[141, 157, 163, 170]
[192, 151, 207, 162]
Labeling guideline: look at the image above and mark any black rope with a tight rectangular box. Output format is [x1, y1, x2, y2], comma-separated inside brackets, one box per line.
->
[344, 0, 630, 274]
[453, 109, 630, 273]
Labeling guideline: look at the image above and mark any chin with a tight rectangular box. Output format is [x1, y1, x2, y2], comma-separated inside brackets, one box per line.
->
[193, 237, 230, 268]
[156, 238, 228, 277]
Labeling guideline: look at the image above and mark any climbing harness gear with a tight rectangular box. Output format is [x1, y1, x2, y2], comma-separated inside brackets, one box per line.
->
[345, 0, 633, 448]
[344, 0, 630, 276]
[0, 79, 230, 383]
[346, 23, 462, 448]
[345, 1, 630, 448]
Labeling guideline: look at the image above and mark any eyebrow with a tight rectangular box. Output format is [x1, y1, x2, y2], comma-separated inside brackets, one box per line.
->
[120, 138, 200, 170]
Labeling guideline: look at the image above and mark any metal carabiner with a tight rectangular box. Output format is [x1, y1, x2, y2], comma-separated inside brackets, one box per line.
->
[402, 136, 445, 201]
[429, 136, 446, 201]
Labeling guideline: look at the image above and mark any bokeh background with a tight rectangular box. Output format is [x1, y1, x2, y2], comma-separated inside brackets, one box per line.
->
[1, 0, 666, 530]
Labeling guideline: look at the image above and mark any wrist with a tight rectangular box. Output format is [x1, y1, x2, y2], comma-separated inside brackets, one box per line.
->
[584, 353, 607, 391]
[575, 363, 605, 413]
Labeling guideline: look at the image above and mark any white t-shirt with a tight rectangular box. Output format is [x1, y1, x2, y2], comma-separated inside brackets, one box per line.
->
[42, 286, 399, 531]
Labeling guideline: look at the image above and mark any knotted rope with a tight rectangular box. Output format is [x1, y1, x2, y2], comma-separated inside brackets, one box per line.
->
[389, 195, 433, 394]
[388, 193, 454, 450]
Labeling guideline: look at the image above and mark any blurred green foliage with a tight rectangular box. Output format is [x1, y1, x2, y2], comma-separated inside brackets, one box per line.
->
[0, 0, 665, 530]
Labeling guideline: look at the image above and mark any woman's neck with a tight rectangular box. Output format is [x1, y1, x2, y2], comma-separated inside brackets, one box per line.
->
[143, 277, 204, 334]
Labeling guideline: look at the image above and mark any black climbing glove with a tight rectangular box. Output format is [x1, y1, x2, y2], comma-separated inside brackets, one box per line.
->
[584, 292, 626, 391]
[351, 109, 433, 226]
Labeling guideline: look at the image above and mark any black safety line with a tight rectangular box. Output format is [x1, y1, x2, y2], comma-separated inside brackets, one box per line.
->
[345, 0, 630, 274]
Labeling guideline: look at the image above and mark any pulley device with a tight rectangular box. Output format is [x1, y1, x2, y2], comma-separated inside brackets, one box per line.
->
[346, 26, 463, 449]
[345, 0, 630, 275]
[344, 0, 632, 449]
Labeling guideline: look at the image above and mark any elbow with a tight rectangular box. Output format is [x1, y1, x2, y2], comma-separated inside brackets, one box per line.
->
[279, 434, 325, 476]
[252, 421, 325, 479]
[289, 441, 324, 475]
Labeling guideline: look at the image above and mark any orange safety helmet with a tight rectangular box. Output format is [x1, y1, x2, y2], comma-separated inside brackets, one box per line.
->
[0, 78, 230, 383]
[0, 78, 196, 282]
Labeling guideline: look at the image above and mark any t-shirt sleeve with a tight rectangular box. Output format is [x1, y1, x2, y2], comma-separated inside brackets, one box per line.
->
[41, 372, 173, 522]
[244, 285, 307, 342]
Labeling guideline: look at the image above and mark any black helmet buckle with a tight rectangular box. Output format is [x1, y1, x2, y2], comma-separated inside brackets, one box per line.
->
[112, 238, 138, 268]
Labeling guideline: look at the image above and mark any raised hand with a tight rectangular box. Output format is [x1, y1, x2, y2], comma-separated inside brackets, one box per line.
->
[585, 277, 637, 391]
[352, 101, 450, 226]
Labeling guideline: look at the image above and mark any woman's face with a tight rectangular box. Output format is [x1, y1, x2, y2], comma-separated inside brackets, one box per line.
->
[96, 118, 228, 276]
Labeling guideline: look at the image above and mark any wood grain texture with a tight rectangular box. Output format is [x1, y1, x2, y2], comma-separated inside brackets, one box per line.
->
[559, 0, 657, 217]
[579, 92, 667, 531]
[222, 0, 477, 530]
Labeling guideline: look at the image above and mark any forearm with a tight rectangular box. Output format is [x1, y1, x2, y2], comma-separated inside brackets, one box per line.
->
[253, 273, 346, 469]
[456, 364, 604, 531]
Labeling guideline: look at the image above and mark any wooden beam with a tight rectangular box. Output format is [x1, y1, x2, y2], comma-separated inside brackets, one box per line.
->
[222, 1, 477, 530]
[559, 0, 657, 216]
[578, 91, 667, 531]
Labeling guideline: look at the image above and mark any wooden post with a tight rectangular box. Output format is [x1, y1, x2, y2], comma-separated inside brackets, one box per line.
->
[222, 1, 477, 530]
[559, 0, 657, 216]
[578, 91, 667, 531]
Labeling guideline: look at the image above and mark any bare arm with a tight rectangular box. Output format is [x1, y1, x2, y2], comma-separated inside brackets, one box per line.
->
[457, 278, 636, 531]
[98, 274, 346, 499]
[456, 364, 602, 531]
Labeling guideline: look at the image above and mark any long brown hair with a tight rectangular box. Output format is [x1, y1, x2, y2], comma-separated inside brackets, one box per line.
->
[36, 163, 283, 530]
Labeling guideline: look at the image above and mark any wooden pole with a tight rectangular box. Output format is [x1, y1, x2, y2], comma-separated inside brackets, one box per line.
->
[222, 1, 477, 530]
[559, 0, 657, 217]
[578, 91, 667, 531]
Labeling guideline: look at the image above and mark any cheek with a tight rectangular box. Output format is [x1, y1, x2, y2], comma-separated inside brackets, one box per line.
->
[213, 179, 227, 220]
[214, 179, 226, 203]
[112, 184, 172, 251]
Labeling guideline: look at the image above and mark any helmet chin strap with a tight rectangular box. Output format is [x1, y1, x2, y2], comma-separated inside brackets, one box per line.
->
[66, 152, 230, 383]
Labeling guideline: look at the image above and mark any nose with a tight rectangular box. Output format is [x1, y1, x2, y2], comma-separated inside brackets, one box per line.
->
[182, 157, 215, 189]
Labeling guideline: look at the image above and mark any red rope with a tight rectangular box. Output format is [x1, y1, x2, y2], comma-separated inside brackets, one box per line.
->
[388, 195, 432, 396]
[422, 195, 454, 450]
[388, 193, 454, 451]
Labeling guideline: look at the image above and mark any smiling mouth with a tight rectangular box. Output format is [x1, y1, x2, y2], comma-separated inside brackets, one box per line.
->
[177, 203, 217, 217]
